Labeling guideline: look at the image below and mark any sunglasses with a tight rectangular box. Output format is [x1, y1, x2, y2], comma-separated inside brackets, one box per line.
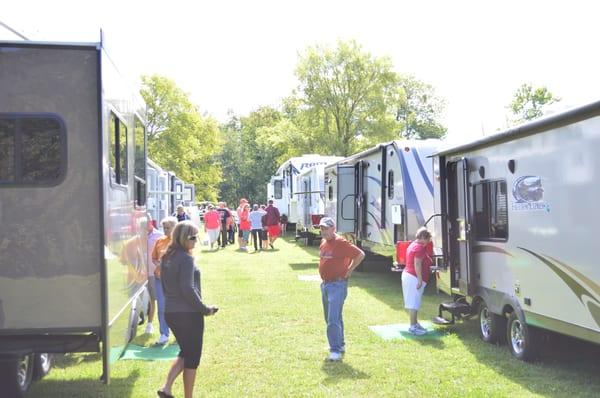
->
[188, 235, 198, 241]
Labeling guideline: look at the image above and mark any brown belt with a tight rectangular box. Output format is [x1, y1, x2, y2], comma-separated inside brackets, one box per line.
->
[323, 277, 347, 283]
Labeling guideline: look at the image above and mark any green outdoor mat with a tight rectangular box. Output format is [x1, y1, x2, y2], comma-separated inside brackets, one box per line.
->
[369, 322, 445, 340]
[120, 343, 180, 361]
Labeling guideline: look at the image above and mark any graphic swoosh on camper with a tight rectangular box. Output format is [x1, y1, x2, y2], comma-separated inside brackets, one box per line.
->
[473, 245, 514, 257]
[518, 247, 600, 328]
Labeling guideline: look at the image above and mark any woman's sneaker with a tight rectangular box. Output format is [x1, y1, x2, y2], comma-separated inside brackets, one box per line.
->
[408, 324, 427, 336]
[156, 334, 169, 345]
[415, 323, 427, 332]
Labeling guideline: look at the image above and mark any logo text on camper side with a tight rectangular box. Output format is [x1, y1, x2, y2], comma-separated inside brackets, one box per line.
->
[511, 175, 549, 212]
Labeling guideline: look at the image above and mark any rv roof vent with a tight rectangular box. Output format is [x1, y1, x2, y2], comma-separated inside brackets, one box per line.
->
[479, 166, 485, 179]
[508, 159, 516, 174]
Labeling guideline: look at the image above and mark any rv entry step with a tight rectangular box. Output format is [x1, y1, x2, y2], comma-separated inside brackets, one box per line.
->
[432, 301, 472, 325]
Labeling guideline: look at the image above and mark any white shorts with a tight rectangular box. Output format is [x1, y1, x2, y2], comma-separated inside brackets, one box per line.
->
[402, 272, 427, 310]
[207, 228, 220, 243]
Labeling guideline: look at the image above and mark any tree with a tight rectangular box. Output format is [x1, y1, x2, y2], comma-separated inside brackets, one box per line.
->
[141, 75, 221, 201]
[509, 83, 560, 123]
[295, 40, 400, 156]
[217, 107, 291, 205]
[394, 75, 446, 139]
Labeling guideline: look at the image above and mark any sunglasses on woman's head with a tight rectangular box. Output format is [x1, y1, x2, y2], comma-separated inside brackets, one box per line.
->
[188, 235, 198, 241]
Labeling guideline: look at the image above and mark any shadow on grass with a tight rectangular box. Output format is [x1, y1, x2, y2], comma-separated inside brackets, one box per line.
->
[289, 262, 319, 271]
[320, 361, 370, 385]
[455, 318, 600, 397]
[29, 369, 140, 398]
[51, 353, 101, 369]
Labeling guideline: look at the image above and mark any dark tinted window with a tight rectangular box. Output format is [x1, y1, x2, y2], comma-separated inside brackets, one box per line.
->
[0, 119, 16, 181]
[0, 115, 65, 185]
[388, 170, 394, 199]
[328, 185, 333, 201]
[474, 180, 508, 241]
[109, 112, 128, 185]
[274, 180, 283, 199]
[134, 117, 146, 180]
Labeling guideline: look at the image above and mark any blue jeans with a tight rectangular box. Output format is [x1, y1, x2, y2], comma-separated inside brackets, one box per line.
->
[155, 278, 169, 337]
[321, 280, 348, 353]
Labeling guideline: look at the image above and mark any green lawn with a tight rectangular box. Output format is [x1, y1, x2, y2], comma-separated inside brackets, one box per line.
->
[30, 234, 600, 397]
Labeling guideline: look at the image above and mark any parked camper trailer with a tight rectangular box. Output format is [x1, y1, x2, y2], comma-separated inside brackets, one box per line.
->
[147, 159, 196, 225]
[267, 155, 343, 226]
[0, 39, 149, 395]
[324, 140, 440, 260]
[432, 100, 600, 361]
[295, 165, 328, 244]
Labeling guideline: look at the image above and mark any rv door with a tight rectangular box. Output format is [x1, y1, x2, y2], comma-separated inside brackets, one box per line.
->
[337, 165, 356, 233]
[447, 158, 473, 295]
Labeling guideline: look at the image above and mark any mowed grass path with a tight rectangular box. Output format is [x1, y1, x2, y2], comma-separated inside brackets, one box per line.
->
[30, 233, 600, 397]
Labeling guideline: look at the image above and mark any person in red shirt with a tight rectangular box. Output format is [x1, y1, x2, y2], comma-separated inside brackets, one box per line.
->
[203, 204, 220, 250]
[318, 217, 365, 361]
[238, 203, 251, 251]
[402, 227, 433, 336]
[263, 199, 281, 249]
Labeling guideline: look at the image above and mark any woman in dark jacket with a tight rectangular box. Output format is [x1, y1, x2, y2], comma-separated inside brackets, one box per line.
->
[157, 221, 218, 398]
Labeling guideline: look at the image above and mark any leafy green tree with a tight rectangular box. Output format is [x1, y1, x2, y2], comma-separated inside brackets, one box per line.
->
[141, 74, 221, 201]
[218, 107, 290, 205]
[395, 75, 446, 139]
[295, 40, 400, 156]
[509, 83, 560, 123]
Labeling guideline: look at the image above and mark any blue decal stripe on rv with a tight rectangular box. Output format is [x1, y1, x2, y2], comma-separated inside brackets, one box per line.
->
[398, 150, 424, 226]
[412, 149, 434, 195]
[367, 176, 382, 185]
[366, 210, 382, 229]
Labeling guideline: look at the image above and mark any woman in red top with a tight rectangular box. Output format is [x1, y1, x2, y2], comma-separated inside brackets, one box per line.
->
[238, 203, 251, 251]
[402, 227, 433, 336]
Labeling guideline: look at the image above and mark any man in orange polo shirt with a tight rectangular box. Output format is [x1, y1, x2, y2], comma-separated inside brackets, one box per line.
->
[318, 217, 365, 361]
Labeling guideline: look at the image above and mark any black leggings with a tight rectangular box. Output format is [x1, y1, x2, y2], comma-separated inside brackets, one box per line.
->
[251, 229, 263, 251]
[165, 312, 205, 369]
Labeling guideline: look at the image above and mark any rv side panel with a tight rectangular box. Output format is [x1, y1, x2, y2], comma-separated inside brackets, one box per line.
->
[0, 44, 102, 331]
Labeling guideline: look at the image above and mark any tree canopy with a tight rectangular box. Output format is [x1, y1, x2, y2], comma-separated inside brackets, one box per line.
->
[141, 75, 221, 201]
[509, 83, 560, 123]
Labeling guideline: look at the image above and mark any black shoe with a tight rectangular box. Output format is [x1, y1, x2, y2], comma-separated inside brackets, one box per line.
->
[157, 390, 174, 398]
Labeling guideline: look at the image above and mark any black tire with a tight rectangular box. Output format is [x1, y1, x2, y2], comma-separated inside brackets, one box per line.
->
[32, 353, 52, 381]
[507, 311, 538, 361]
[0, 354, 34, 397]
[478, 301, 506, 344]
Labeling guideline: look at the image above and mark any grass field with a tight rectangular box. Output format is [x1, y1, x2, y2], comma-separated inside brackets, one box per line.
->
[29, 233, 600, 397]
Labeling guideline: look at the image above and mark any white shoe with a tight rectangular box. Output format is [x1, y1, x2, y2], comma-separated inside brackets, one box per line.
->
[408, 324, 427, 336]
[156, 334, 169, 345]
[327, 352, 342, 361]
[145, 322, 154, 334]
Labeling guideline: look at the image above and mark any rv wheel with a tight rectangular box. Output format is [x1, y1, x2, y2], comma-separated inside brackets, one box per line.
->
[32, 353, 53, 381]
[0, 354, 34, 397]
[507, 312, 538, 361]
[478, 302, 506, 344]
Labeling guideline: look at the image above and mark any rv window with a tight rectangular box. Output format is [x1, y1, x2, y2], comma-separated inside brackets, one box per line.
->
[109, 112, 128, 186]
[388, 170, 394, 199]
[134, 117, 146, 206]
[274, 180, 283, 199]
[473, 180, 508, 241]
[0, 115, 66, 185]
[328, 185, 333, 201]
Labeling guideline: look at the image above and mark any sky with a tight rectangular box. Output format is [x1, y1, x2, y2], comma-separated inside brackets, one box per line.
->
[2, 0, 600, 145]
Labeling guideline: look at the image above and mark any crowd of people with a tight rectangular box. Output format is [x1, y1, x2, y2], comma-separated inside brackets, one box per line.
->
[145, 198, 432, 398]
[199, 199, 283, 252]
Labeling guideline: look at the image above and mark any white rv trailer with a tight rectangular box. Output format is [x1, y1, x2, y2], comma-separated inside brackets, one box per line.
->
[324, 140, 440, 259]
[295, 165, 329, 244]
[147, 159, 196, 225]
[432, 100, 600, 361]
[267, 154, 343, 225]
[0, 39, 149, 395]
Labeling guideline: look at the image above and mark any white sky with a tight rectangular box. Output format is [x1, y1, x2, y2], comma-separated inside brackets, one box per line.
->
[3, 0, 600, 144]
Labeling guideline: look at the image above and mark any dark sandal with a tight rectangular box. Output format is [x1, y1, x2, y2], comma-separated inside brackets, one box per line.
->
[157, 390, 174, 398]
